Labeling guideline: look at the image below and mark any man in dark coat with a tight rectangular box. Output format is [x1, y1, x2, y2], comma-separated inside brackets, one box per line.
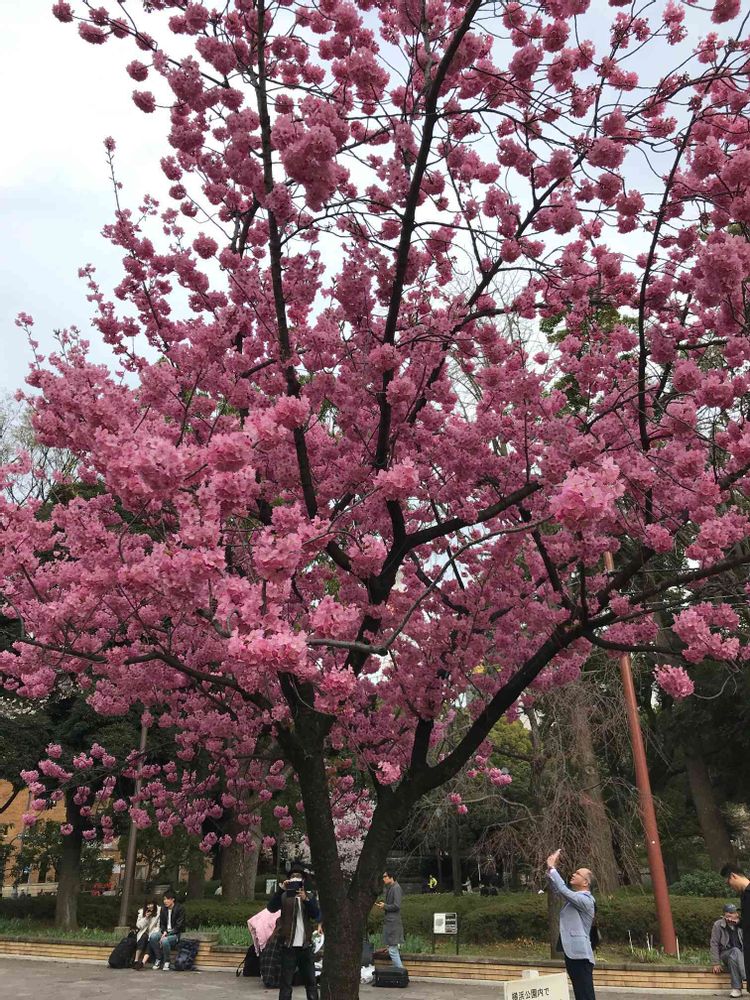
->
[721, 864, 750, 996]
[267, 862, 321, 1000]
[376, 870, 404, 969]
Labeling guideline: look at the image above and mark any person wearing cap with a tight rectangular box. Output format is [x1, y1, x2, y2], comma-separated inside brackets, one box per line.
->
[721, 864, 750, 995]
[711, 903, 746, 997]
[267, 861, 321, 1000]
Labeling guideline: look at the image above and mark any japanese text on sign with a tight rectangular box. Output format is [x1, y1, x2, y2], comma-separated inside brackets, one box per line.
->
[433, 912, 458, 935]
[502, 972, 569, 1000]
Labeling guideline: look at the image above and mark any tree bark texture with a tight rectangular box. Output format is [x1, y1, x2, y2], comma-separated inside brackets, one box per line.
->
[565, 686, 621, 893]
[55, 791, 83, 930]
[684, 744, 735, 868]
[221, 808, 262, 901]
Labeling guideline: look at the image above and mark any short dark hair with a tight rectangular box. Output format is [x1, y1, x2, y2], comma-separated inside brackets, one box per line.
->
[720, 863, 745, 879]
[383, 869, 397, 880]
[163, 889, 176, 901]
[288, 861, 307, 878]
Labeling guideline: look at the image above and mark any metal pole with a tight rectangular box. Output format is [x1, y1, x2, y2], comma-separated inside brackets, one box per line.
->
[117, 721, 148, 930]
[603, 552, 677, 955]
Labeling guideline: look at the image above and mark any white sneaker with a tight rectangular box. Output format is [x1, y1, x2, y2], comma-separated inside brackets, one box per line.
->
[162, 963, 170, 971]
[729, 990, 741, 998]
[152, 961, 161, 970]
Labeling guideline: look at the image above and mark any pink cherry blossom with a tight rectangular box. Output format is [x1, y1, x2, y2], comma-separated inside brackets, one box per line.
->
[4, 2, 750, 989]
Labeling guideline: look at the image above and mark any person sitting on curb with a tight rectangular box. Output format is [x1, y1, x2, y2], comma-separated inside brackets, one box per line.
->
[148, 890, 186, 971]
[711, 903, 746, 998]
[133, 899, 160, 969]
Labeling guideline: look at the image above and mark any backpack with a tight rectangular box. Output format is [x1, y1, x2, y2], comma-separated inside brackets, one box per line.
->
[236, 945, 261, 978]
[173, 938, 200, 971]
[108, 932, 137, 969]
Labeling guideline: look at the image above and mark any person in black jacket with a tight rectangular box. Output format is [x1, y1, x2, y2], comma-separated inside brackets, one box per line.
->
[721, 865, 750, 996]
[267, 862, 320, 1000]
[147, 890, 186, 971]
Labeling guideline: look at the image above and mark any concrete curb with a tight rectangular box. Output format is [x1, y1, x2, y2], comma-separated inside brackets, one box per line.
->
[0, 954, 726, 994]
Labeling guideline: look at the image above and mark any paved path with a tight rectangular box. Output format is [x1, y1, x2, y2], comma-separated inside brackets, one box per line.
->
[0, 957, 732, 998]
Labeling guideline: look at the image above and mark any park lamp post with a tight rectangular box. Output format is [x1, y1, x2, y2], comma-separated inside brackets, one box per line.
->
[115, 721, 148, 935]
[603, 551, 677, 955]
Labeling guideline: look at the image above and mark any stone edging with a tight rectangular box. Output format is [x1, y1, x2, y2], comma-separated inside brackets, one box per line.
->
[0, 935, 733, 990]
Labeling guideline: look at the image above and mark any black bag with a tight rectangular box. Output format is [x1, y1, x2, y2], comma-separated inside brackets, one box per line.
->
[173, 938, 200, 971]
[236, 945, 261, 978]
[108, 932, 137, 969]
[374, 966, 409, 988]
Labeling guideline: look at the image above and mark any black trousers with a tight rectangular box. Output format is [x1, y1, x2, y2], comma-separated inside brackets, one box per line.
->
[279, 945, 318, 1000]
[564, 955, 596, 1000]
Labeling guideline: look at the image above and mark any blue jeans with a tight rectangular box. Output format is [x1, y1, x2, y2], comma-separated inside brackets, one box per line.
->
[387, 945, 403, 969]
[148, 930, 179, 963]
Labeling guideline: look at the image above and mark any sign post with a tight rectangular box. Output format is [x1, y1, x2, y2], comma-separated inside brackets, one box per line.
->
[501, 971, 569, 1000]
[432, 912, 459, 955]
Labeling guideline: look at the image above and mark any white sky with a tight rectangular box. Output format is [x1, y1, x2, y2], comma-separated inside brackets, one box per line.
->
[0, 2, 719, 396]
[0, 2, 167, 395]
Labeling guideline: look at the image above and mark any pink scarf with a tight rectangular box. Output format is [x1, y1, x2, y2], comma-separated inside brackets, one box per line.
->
[248, 908, 280, 953]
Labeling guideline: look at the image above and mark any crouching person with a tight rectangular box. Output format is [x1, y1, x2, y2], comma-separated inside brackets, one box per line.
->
[267, 862, 320, 1000]
[711, 903, 745, 998]
[148, 890, 186, 971]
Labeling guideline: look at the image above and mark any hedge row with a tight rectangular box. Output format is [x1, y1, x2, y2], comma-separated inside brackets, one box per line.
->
[0, 891, 731, 948]
[374, 892, 726, 949]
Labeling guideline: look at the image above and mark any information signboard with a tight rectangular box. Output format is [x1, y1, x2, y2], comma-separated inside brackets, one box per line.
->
[266, 879, 278, 895]
[433, 912, 458, 935]
[501, 972, 569, 1000]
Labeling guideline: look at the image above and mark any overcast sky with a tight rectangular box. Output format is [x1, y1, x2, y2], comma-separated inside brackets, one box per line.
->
[0, 2, 168, 395]
[0, 3, 717, 398]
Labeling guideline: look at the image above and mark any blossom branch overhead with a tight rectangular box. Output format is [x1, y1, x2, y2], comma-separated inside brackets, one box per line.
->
[0, 1, 748, 946]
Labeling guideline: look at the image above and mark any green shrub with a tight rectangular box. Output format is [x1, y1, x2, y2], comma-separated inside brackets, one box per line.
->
[0, 889, 731, 949]
[669, 871, 730, 898]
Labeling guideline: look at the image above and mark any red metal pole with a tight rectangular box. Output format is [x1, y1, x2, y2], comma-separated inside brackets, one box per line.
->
[604, 552, 677, 955]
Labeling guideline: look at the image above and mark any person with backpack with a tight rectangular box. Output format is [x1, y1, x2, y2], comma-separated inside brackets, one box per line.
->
[546, 848, 597, 1000]
[148, 890, 186, 971]
[132, 899, 160, 969]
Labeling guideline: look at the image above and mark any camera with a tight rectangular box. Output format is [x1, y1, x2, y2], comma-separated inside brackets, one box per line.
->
[285, 879, 304, 897]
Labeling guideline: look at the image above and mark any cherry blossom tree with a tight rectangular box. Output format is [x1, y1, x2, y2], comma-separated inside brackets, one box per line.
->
[2, 0, 750, 993]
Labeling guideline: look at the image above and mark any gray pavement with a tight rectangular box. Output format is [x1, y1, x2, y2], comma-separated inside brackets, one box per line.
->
[0, 957, 734, 999]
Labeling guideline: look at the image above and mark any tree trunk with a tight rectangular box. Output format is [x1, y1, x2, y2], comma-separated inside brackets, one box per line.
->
[55, 792, 83, 930]
[547, 881, 562, 959]
[221, 807, 262, 901]
[186, 849, 206, 901]
[451, 814, 462, 896]
[684, 744, 735, 868]
[565, 684, 620, 893]
[288, 722, 411, 1000]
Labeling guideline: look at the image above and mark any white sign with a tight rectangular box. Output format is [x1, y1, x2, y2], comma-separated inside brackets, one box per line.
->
[266, 879, 278, 895]
[433, 912, 458, 935]
[501, 972, 569, 1000]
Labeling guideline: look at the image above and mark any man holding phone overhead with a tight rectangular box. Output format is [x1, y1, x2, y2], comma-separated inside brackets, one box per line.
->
[546, 847, 597, 1000]
[267, 861, 321, 1000]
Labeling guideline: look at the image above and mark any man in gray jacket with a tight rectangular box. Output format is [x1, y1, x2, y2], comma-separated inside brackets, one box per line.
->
[710, 903, 745, 997]
[546, 849, 596, 1000]
[376, 870, 405, 969]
